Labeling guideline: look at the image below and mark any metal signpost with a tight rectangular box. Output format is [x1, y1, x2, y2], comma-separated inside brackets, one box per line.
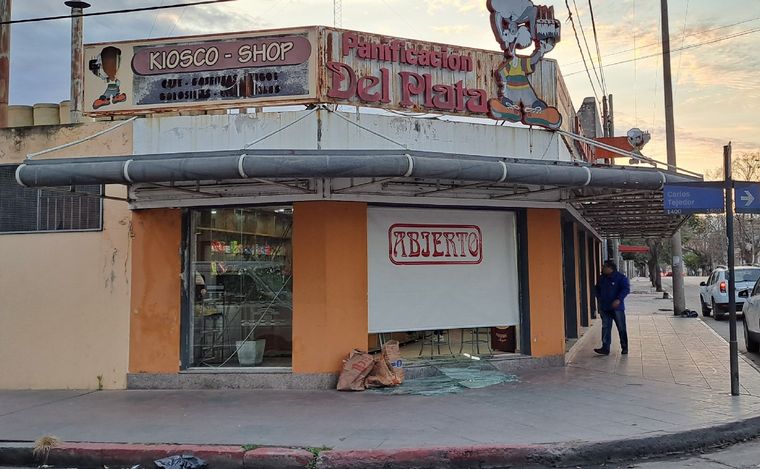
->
[724, 145, 739, 396]
[664, 143, 760, 396]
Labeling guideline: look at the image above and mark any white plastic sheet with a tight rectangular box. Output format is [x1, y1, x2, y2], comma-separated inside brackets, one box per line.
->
[368, 207, 520, 333]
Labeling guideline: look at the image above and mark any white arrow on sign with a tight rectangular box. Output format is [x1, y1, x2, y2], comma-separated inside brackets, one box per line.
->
[741, 190, 755, 207]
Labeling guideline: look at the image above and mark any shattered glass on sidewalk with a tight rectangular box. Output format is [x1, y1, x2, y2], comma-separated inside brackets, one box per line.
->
[370, 358, 519, 396]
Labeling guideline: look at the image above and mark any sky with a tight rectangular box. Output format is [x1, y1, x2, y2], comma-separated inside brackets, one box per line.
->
[6, 0, 760, 175]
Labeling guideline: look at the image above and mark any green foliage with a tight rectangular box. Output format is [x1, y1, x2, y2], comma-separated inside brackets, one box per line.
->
[306, 446, 332, 469]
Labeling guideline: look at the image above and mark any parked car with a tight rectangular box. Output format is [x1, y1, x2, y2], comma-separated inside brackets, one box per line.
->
[699, 266, 760, 319]
[739, 280, 760, 353]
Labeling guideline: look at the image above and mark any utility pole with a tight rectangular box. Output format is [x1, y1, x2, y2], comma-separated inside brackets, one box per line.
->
[660, 0, 686, 314]
[0, 0, 10, 128]
[65, 1, 90, 124]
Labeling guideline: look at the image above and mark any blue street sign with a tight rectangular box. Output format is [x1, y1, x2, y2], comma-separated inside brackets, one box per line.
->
[735, 183, 760, 213]
[663, 184, 724, 215]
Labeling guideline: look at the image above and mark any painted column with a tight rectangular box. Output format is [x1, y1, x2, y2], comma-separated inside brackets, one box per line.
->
[0, 0, 10, 128]
[526, 209, 565, 357]
[292, 201, 368, 374]
[129, 209, 182, 374]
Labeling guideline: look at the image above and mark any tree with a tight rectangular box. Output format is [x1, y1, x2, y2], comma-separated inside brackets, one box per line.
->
[682, 151, 759, 268]
[733, 152, 760, 264]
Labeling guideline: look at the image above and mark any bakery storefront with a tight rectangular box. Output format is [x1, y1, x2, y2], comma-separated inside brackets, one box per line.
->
[180, 204, 523, 372]
[9, 19, 696, 389]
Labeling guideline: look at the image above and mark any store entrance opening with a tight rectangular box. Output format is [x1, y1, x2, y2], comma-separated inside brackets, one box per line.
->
[188, 206, 293, 368]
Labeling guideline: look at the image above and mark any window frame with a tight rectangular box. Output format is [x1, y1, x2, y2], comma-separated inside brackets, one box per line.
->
[0, 164, 104, 235]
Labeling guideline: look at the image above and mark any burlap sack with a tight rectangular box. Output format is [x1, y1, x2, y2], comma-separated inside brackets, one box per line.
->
[382, 340, 404, 384]
[336, 350, 375, 391]
[365, 354, 397, 388]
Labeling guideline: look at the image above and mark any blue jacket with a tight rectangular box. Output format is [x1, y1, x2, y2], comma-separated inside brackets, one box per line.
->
[595, 271, 631, 312]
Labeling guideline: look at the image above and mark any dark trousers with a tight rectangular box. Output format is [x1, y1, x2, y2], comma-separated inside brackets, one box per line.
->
[600, 310, 628, 353]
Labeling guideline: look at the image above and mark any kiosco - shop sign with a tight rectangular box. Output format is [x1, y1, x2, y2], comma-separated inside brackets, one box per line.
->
[85, 21, 563, 128]
[84, 28, 318, 114]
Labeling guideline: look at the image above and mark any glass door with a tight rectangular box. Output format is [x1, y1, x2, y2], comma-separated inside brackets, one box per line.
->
[188, 206, 293, 368]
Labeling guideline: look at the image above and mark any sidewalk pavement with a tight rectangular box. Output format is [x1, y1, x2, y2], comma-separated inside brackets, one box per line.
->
[3, 279, 760, 468]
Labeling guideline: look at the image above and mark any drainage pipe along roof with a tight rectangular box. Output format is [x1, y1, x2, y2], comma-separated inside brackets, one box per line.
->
[16, 149, 697, 189]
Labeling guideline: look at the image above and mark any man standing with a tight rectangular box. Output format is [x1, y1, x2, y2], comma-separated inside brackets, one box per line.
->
[594, 260, 631, 355]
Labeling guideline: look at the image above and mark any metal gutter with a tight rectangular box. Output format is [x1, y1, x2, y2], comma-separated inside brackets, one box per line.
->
[16, 149, 698, 190]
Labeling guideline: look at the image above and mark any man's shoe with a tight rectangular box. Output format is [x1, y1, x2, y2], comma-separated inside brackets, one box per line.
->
[594, 348, 609, 355]
[621, 349, 628, 355]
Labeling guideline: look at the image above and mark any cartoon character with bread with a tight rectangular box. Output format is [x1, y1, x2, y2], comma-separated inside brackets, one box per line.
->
[487, 0, 562, 129]
[88, 46, 127, 109]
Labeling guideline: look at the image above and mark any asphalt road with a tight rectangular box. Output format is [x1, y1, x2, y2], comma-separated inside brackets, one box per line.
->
[577, 436, 760, 468]
[661, 276, 760, 369]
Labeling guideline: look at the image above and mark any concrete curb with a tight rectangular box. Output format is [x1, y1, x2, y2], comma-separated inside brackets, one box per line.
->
[3, 416, 760, 469]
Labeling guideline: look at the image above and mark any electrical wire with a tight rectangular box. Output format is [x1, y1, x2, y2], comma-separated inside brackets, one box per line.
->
[674, 0, 690, 100]
[147, 0, 168, 38]
[633, 0, 637, 123]
[587, 0, 607, 98]
[564, 0, 601, 106]
[651, 12, 662, 131]
[572, 0, 605, 97]
[564, 25, 760, 77]
[563, 15, 760, 68]
[379, 0, 420, 39]
[1, 0, 237, 25]
[167, 0, 190, 36]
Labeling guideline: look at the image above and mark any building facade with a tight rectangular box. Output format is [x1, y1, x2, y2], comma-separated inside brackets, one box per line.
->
[0, 25, 692, 390]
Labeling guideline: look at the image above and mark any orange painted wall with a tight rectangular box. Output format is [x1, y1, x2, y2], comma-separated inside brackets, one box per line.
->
[526, 209, 565, 357]
[574, 224, 583, 333]
[588, 237, 597, 318]
[129, 209, 182, 373]
[292, 202, 369, 373]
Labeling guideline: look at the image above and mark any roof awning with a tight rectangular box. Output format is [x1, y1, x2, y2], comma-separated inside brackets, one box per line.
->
[570, 189, 688, 239]
[16, 149, 700, 239]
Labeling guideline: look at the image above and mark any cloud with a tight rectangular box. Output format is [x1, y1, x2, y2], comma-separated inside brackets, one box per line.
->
[424, 0, 485, 15]
[8, 0, 267, 104]
[432, 25, 473, 35]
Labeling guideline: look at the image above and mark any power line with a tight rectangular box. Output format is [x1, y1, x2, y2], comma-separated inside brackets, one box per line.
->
[148, 0, 168, 38]
[572, 0, 605, 96]
[379, 0, 419, 38]
[1, 0, 237, 25]
[587, 0, 607, 97]
[633, 0, 637, 122]
[166, 2, 188, 36]
[563, 15, 760, 67]
[674, 0, 690, 99]
[564, 25, 760, 77]
[564, 0, 601, 105]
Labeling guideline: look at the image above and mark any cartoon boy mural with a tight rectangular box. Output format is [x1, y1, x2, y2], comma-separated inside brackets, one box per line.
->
[487, 0, 562, 129]
[88, 46, 127, 109]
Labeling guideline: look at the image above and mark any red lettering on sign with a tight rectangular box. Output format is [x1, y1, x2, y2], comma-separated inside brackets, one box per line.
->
[326, 62, 356, 99]
[326, 62, 487, 115]
[388, 224, 483, 265]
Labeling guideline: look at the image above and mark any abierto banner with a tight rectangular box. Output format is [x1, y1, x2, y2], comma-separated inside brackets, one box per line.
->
[367, 207, 520, 333]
